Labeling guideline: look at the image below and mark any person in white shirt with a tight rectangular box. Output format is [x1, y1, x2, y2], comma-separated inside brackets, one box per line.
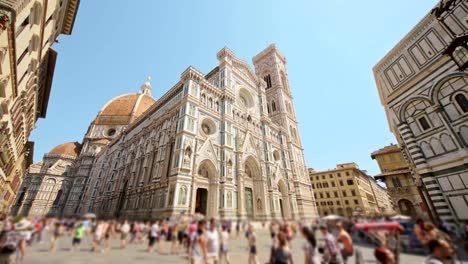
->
[120, 220, 130, 249]
[206, 218, 220, 264]
[147, 221, 159, 253]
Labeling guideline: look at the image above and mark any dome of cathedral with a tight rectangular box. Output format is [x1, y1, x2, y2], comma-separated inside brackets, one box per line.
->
[95, 93, 155, 125]
[49, 142, 82, 158]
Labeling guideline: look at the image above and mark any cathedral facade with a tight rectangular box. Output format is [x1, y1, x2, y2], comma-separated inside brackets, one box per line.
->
[13, 45, 318, 221]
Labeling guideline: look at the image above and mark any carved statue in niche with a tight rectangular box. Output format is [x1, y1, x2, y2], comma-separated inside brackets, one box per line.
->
[227, 191, 232, 207]
[245, 164, 252, 178]
[178, 185, 187, 205]
[257, 198, 262, 211]
[183, 145, 192, 167]
[226, 159, 233, 177]
[198, 166, 209, 178]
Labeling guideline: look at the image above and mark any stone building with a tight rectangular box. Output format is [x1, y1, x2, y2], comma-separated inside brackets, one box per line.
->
[10, 142, 81, 217]
[11, 79, 155, 217]
[367, 174, 394, 215]
[373, 0, 467, 224]
[372, 144, 430, 218]
[14, 45, 318, 221]
[308, 163, 391, 217]
[63, 80, 156, 216]
[0, 0, 80, 213]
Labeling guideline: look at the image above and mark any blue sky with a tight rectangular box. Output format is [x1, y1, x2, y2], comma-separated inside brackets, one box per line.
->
[30, 0, 438, 176]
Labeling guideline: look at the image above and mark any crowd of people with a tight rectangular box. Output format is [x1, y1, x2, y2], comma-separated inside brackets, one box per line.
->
[0, 212, 467, 264]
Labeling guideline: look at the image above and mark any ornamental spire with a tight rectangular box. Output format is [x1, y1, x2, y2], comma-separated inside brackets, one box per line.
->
[140, 76, 152, 96]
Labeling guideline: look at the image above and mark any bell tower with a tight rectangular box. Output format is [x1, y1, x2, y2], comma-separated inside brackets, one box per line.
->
[253, 44, 300, 146]
[253, 44, 317, 219]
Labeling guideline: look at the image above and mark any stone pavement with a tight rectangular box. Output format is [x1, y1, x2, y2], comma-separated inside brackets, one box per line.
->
[22, 228, 436, 264]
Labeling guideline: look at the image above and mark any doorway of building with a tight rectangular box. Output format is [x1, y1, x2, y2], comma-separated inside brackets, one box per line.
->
[195, 188, 208, 215]
[115, 180, 128, 218]
[279, 198, 284, 218]
[245, 187, 254, 218]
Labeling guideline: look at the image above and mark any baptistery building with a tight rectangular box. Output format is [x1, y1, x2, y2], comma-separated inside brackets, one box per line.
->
[13, 45, 318, 221]
[10, 142, 82, 217]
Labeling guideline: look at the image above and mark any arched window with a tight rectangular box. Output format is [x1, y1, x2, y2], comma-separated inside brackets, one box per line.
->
[215, 101, 220, 112]
[271, 101, 276, 112]
[208, 97, 213, 108]
[263, 74, 272, 89]
[267, 103, 271, 114]
[15, 187, 27, 205]
[53, 189, 63, 205]
[454, 93, 468, 113]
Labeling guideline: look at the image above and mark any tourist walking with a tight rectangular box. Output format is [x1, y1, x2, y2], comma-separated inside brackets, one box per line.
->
[301, 226, 318, 264]
[92, 221, 105, 253]
[171, 223, 179, 254]
[0, 218, 29, 263]
[246, 224, 259, 264]
[219, 224, 230, 264]
[319, 224, 343, 264]
[49, 221, 63, 252]
[425, 239, 455, 264]
[336, 222, 353, 263]
[147, 221, 159, 253]
[71, 222, 85, 252]
[189, 220, 208, 264]
[269, 232, 294, 264]
[206, 218, 220, 263]
[120, 220, 130, 249]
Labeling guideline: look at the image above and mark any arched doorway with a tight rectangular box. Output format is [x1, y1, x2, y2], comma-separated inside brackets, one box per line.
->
[194, 160, 218, 218]
[243, 156, 265, 220]
[195, 188, 208, 215]
[115, 180, 128, 218]
[398, 199, 416, 217]
[277, 179, 291, 219]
